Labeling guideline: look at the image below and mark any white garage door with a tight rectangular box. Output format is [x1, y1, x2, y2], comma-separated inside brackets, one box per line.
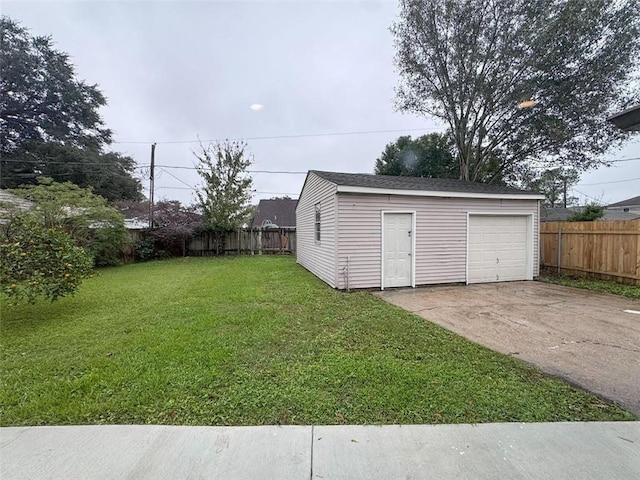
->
[468, 215, 530, 283]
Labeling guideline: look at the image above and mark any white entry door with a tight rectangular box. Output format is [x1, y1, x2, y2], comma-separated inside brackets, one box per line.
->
[383, 213, 413, 288]
[468, 215, 530, 283]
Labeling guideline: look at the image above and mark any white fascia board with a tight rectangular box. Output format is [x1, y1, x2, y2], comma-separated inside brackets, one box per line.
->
[336, 185, 545, 200]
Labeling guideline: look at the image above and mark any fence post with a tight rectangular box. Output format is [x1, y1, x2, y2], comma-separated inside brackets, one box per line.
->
[557, 227, 562, 274]
[237, 229, 240, 255]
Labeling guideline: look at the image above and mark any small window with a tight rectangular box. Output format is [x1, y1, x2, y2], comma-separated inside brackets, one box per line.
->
[315, 203, 321, 242]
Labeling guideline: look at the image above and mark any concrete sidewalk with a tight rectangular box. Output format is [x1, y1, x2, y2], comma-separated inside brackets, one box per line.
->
[1, 422, 639, 479]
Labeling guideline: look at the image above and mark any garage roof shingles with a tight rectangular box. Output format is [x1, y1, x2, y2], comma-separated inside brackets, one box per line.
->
[311, 170, 538, 196]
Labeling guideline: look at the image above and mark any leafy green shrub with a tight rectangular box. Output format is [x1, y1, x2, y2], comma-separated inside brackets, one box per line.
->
[9, 179, 130, 267]
[0, 214, 93, 304]
[86, 223, 130, 267]
[133, 234, 157, 262]
[569, 204, 604, 222]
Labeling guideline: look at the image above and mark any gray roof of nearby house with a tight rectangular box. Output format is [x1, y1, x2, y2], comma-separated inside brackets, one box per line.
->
[251, 198, 298, 228]
[607, 195, 640, 208]
[602, 210, 640, 220]
[310, 170, 540, 196]
[0, 189, 34, 210]
[541, 207, 582, 222]
[0, 190, 34, 222]
[608, 104, 640, 131]
[541, 206, 640, 222]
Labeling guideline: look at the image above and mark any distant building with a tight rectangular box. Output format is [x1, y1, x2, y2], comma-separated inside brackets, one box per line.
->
[0, 189, 34, 223]
[541, 200, 640, 222]
[606, 195, 640, 217]
[251, 198, 298, 229]
[608, 104, 640, 131]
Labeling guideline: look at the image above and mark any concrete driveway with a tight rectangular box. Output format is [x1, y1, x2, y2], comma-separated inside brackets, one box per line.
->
[376, 282, 640, 415]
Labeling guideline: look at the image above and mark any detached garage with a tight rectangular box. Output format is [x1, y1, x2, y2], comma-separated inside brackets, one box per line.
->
[296, 171, 543, 290]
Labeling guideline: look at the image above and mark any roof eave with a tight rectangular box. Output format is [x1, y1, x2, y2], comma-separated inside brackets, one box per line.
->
[607, 104, 640, 131]
[336, 185, 544, 200]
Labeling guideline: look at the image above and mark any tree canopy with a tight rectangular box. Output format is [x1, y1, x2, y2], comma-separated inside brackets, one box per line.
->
[374, 133, 459, 178]
[0, 16, 142, 201]
[527, 168, 579, 208]
[392, 0, 640, 184]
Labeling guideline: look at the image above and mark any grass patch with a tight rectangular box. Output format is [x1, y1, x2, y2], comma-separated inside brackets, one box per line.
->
[1, 256, 634, 426]
[539, 273, 640, 299]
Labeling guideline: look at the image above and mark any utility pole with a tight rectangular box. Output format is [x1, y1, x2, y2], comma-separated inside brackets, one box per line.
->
[149, 143, 156, 228]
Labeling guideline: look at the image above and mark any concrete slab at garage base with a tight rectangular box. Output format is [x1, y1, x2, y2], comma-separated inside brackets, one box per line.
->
[376, 281, 640, 415]
[1, 423, 639, 479]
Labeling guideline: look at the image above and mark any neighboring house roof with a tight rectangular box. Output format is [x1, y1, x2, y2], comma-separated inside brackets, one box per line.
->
[307, 171, 543, 199]
[608, 103, 640, 131]
[0, 189, 34, 210]
[607, 195, 640, 209]
[602, 210, 640, 221]
[541, 206, 640, 222]
[124, 218, 150, 229]
[541, 207, 582, 222]
[0, 189, 34, 223]
[251, 199, 298, 228]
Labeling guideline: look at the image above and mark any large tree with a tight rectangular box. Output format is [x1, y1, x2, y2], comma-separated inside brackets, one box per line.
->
[527, 168, 580, 208]
[0, 16, 142, 200]
[392, 0, 640, 184]
[194, 140, 254, 231]
[374, 133, 458, 178]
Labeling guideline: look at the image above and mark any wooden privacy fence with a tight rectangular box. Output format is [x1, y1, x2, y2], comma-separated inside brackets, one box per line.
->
[187, 228, 296, 256]
[540, 219, 640, 285]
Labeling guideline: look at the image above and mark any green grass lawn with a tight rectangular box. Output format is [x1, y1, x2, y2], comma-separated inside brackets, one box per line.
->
[538, 273, 640, 299]
[1, 256, 634, 426]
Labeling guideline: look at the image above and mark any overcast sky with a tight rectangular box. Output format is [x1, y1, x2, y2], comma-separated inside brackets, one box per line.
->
[4, 0, 639, 205]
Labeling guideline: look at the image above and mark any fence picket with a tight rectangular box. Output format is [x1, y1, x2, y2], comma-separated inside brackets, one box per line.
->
[540, 219, 640, 285]
[186, 228, 296, 256]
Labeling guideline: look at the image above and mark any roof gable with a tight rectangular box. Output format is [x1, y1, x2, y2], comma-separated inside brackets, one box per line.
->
[607, 195, 640, 208]
[251, 198, 298, 228]
[309, 171, 542, 199]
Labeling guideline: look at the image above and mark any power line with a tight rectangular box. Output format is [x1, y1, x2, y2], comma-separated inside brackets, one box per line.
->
[577, 176, 640, 186]
[0, 158, 147, 169]
[155, 186, 298, 196]
[112, 127, 443, 145]
[3, 155, 638, 168]
[610, 157, 640, 163]
[158, 167, 195, 189]
[155, 164, 307, 174]
[249, 170, 307, 174]
[256, 191, 299, 196]
[570, 188, 604, 203]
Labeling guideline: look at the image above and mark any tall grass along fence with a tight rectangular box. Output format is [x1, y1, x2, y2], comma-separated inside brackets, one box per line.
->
[187, 228, 296, 256]
[540, 219, 640, 285]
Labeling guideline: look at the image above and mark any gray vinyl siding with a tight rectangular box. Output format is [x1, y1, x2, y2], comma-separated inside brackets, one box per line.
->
[336, 193, 539, 289]
[296, 173, 338, 287]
